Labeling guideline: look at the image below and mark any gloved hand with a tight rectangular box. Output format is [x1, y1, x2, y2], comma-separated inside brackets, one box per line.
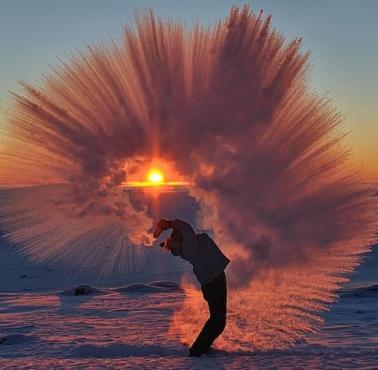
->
[153, 218, 172, 238]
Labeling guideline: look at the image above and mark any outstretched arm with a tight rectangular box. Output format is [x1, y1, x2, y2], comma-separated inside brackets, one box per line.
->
[170, 219, 197, 248]
[153, 218, 197, 248]
[153, 218, 172, 238]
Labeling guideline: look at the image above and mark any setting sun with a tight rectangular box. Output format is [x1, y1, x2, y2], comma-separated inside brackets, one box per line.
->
[147, 168, 164, 184]
[123, 158, 193, 189]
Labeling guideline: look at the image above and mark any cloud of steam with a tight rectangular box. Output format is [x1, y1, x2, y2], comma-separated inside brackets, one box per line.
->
[0, 5, 376, 349]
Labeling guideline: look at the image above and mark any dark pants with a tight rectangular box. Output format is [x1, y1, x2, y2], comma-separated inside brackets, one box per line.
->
[189, 271, 227, 354]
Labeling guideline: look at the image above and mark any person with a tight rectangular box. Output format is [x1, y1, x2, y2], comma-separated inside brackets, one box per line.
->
[153, 218, 230, 356]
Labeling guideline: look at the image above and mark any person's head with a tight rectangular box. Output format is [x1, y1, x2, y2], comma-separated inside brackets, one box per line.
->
[161, 229, 183, 256]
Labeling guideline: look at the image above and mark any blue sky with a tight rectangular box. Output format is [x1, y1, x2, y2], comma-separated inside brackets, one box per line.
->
[1, 0, 377, 179]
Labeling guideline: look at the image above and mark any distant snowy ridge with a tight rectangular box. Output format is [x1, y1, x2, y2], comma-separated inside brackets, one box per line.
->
[113, 280, 183, 293]
[0, 334, 33, 346]
[59, 284, 108, 296]
[58, 281, 183, 296]
[341, 283, 378, 298]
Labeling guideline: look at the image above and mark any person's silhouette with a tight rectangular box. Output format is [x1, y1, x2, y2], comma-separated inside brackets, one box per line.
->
[153, 218, 230, 356]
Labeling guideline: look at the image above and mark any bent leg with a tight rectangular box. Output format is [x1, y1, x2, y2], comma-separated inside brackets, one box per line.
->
[189, 272, 227, 355]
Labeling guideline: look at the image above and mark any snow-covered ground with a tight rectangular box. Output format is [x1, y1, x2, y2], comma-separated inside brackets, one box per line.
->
[1, 238, 378, 369]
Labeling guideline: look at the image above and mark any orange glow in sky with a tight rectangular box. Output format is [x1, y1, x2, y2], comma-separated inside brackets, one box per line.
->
[124, 160, 193, 189]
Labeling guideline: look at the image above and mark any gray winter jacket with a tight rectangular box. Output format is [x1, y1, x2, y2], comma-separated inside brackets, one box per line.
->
[171, 219, 230, 285]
